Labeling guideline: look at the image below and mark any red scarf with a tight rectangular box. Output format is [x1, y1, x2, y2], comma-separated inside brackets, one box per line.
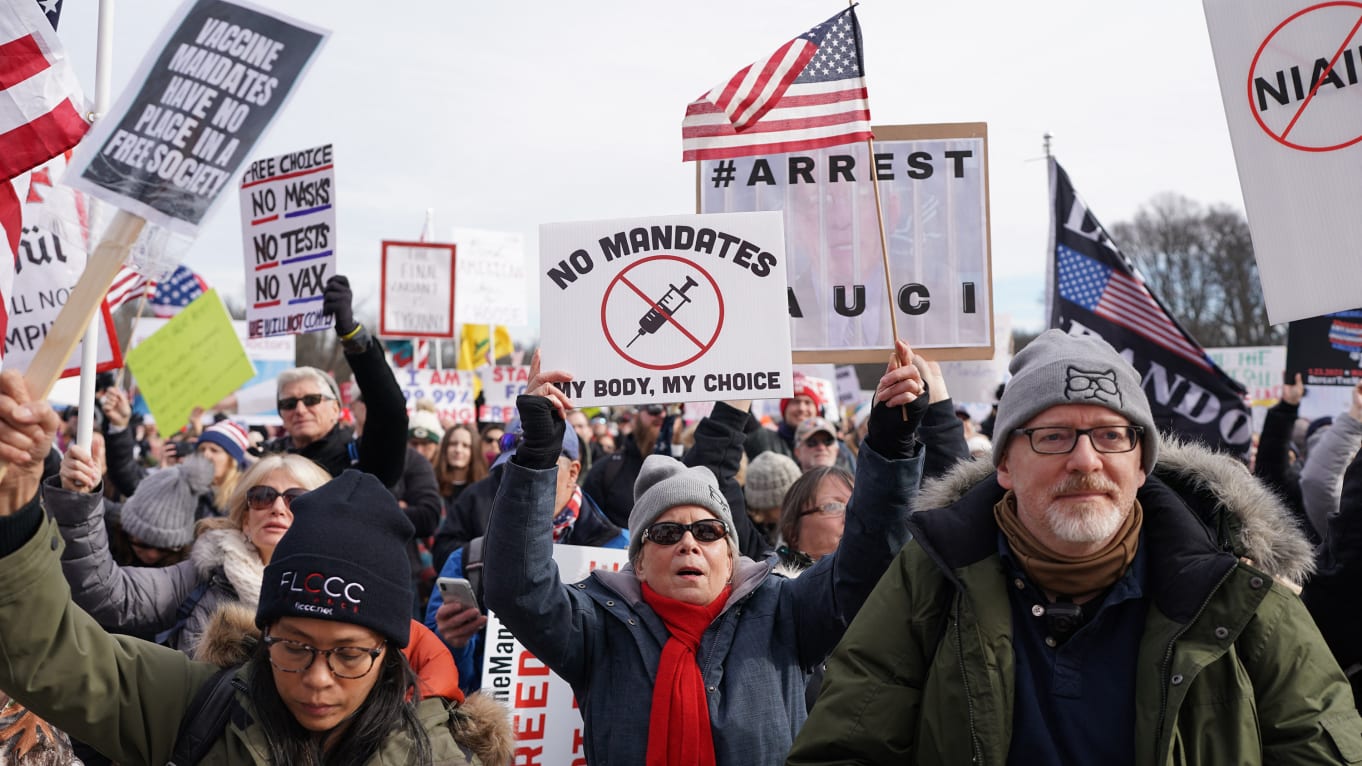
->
[640, 583, 731, 766]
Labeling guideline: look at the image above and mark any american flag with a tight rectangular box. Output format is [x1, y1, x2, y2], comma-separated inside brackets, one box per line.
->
[0, 0, 88, 359]
[148, 264, 208, 317]
[387, 339, 430, 369]
[1329, 319, 1362, 353]
[1056, 244, 1211, 370]
[681, 8, 872, 161]
[106, 266, 151, 311]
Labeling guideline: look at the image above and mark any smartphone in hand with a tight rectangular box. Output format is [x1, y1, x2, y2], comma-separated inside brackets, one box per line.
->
[437, 577, 478, 611]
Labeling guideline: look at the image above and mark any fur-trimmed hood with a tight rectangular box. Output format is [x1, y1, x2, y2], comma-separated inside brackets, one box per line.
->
[196, 606, 516, 765]
[915, 436, 1316, 586]
[191, 528, 264, 612]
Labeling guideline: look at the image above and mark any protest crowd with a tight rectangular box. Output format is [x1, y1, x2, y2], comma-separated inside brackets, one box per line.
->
[4, 1, 1362, 765]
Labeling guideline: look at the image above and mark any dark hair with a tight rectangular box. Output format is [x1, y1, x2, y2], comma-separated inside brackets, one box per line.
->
[778, 466, 853, 552]
[248, 638, 431, 765]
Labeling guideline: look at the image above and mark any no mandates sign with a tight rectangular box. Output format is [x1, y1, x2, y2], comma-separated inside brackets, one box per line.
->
[539, 211, 792, 407]
[1204, 0, 1362, 323]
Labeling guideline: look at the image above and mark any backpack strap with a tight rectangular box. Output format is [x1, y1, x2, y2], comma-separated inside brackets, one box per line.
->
[166, 665, 246, 766]
[155, 579, 211, 648]
[463, 536, 486, 610]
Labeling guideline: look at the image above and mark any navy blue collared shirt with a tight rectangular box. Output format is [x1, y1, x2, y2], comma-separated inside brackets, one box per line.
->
[1001, 531, 1147, 766]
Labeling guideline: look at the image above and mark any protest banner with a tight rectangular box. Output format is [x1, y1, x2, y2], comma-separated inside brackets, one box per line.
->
[132, 316, 293, 423]
[698, 123, 993, 362]
[239, 143, 335, 338]
[1206, 345, 1285, 431]
[393, 367, 475, 424]
[540, 211, 793, 407]
[4, 155, 121, 376]
[1286, 310, 1362, 387]
[1203, 0, 1362, 323]
[64, 0, 328, 238]
[453, 228, 528, 327]
[380, 241, 456, 338]
[482, 545, 628, 766]
[477, 365, 529, 423]
[124, 289, 255, 428]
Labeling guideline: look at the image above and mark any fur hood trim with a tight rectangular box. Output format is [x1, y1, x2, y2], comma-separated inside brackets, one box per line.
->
[450, 692, 516, 766]
[195, 602, 259, 667]
[191, 528, 264, 612]
[915, 437, 1316, 586]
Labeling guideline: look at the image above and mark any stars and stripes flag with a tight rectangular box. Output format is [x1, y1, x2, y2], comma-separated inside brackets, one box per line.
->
[106, 266, 151, 311]
[681, 7, 872, 161]
[1048, 158, 1251, 455]
[148, 264, 208, 318]
[0, 0, 89, 358]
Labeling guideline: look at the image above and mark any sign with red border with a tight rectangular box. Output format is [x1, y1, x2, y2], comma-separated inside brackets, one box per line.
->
[378, 240, 456, 339]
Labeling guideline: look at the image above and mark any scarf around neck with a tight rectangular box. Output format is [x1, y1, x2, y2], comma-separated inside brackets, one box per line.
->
[640, 582, 731, 766]
[993, 491, 1142, 598]
[551, 486, 583, 542]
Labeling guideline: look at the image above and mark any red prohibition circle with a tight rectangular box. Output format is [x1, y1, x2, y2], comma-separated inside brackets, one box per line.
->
[1246, 1, 1362, 152]
[600, 254, 725, 371]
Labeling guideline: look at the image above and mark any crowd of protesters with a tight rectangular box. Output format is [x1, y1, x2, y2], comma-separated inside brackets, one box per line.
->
[3, 301, 1362, 764]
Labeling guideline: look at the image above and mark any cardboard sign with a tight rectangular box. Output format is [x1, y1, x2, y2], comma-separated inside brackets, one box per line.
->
[124, 289, 255, 429]
[239, 143, 336, 337]
[482, 545, 629, 766]
[539, 211, 792, 407]
[393, 367, 475, 424]
[699, 123, 993, 362]
[65, 0, 328, 236]
[380, 241, 456, 338]
[4, 156, 121, 376]
[1203, 0, 1362, 323]
[453, 228, 529, 326]
[477, 365, 529, 423]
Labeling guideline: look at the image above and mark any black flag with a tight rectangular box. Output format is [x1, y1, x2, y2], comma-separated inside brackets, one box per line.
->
[1047, 158, 1252, 456]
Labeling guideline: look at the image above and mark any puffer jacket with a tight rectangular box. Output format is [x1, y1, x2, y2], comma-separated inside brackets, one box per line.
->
[787, 438, 1362, 765]
[46, 479, 263, 656]
[483, 442, 923, 766]
[0, 501, 507, 765]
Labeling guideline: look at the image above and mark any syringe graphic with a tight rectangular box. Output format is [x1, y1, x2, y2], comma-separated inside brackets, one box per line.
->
[626, 276, 699, 348]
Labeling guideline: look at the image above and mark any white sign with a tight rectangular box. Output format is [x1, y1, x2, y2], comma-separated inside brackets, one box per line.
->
[239, 143, 335, 338]
[65, 0, 329, 237]
[699, 123, 993, 361]
[380, 241, 456, 338]
[834, 365, 860, 407]
[454, 228, 529, 326]
[539, 211, 793, 407]
[483, 545, 629, 766]
[1206, 345, 1285, 433]
[1203, 0, 1362, 322]
[477, 365, 529, 423]
[393, 367, 475, 424]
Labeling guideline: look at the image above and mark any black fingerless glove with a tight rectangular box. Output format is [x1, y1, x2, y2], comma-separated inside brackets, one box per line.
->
[863, 381, 930, 460]
[512, 395, 565, 470]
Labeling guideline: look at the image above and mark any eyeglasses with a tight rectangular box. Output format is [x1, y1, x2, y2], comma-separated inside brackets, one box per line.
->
[639, 404, 665, 417]
[1012, 425, 1144, 455]
[802, 434, 837, 448]
[263, 635, 383, 679]
[277, 393, 333, 412]
[799, 501, 847, 517]
[643, 519, 729, 545]
[246, 485, 308, 510]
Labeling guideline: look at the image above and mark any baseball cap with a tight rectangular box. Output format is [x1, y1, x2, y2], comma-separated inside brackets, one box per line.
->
[795, 416, 838, 446]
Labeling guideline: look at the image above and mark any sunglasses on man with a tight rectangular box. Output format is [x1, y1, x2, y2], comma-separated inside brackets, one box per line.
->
[277, 393, 334, 412]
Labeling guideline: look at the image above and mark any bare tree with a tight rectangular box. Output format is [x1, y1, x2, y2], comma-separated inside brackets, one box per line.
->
[1110, 194, 1282, 347]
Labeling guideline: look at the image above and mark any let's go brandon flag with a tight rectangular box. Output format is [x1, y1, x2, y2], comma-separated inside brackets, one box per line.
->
[1047, 158, 1252, 455]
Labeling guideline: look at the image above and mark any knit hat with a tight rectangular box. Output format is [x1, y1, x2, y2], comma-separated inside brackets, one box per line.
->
[779, 382, 823, 418]
[744, 452, 801, 510]
[993, 329, 1159, 473]
[627, 454, 737, 562]
[408, 410, 444, 445]
[257, 470, 415, 647]
[120, 456, 215, 549]
[197, 420, 250, 468]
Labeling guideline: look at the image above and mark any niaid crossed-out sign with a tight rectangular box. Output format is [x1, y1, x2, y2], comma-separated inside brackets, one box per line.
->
[539, 212, 792, 407]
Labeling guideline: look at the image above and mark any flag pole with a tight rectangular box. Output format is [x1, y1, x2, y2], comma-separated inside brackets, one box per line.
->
[114, 285, 151, 391]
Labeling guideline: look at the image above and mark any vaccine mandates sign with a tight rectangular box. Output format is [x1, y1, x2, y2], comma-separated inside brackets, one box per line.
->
[539, 211, 792, 407]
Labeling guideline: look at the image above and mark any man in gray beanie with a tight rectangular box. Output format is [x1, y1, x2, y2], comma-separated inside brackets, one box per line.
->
[791, 328, 1360, 765]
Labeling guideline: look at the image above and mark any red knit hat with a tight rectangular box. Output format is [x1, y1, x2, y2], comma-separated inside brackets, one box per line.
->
[779, 383, 823, 417]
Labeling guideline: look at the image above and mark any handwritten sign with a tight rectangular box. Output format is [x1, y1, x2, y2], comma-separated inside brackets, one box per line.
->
[483, 545, 629, 766]
[380, 241, 456, 338]
[393, 367, 475, 424]
[239, 143, 335, 338]
[64, 0, 328, 236]
[124, 289, 255, 428]
[453, 227, 528, 326]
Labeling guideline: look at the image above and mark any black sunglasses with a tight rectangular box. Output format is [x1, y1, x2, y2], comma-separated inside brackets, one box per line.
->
[644, 519, 729, 545]
[277, 393, 333, 412]
[639, 404, 665, 416]
[246, 485, 308, 511]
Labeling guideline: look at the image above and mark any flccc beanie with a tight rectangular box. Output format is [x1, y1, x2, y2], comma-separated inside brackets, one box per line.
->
[257, 470, 415, 647]
[628, 454, 738, 563]
[993, 329, 1160, 474]
[120, 455, 214, 549]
